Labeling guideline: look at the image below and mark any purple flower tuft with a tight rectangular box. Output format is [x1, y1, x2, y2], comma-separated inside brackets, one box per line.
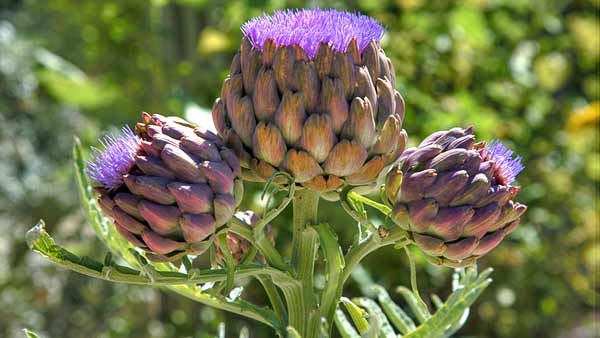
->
[241, 9, 384, 59]
[86, 126, 140, 191]
[484, 140, 524, 185]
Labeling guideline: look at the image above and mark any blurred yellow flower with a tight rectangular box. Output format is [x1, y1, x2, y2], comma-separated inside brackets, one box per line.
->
[567, 101, 600, 132]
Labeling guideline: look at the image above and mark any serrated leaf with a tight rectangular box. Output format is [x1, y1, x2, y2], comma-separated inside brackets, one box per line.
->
[340, 297, 370, 334]
[403, 267, 492, 338]
[372, 285, 416, 334]
[396, 286, 431, 323]
[334, 308, 361, 338]
[354, 297, 396, 338]
[334, 266, 493, 338]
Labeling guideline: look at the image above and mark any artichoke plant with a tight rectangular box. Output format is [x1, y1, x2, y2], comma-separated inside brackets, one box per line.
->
[26, 8, 531, 338]
[384, 127, 527, 267]
[86, 112, 242, 262]
[212, 9, 407, 193]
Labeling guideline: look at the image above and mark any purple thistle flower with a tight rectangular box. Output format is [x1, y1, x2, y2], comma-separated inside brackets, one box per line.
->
[241, 8, 385, 59]
[484, 140, 524, 185]
[85, 126, 140, 191]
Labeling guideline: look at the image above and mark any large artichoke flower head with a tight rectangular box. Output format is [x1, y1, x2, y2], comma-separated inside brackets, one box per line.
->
[213, 9, 407, 193]
[385, 127, 526, 267]
[86, 113, 242, 262]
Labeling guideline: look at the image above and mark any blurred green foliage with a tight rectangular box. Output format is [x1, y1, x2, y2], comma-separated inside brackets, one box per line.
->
[0, 0, 598, 337]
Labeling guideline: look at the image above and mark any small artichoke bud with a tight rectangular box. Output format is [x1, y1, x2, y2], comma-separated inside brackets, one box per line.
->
[214, 211, 275, 265]
[86, 113, 243, 262]
[384, 127, 526, 267]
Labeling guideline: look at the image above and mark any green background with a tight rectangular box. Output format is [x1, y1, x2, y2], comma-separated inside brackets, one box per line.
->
[0, 0, 598, 337]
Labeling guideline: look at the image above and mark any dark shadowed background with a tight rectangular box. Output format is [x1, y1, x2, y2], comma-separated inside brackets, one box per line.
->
[0, 0, 598, 337]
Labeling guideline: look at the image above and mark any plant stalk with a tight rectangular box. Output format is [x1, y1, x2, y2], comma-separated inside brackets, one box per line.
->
[291, 188, 320, 262]
[289, 188, 320, 337]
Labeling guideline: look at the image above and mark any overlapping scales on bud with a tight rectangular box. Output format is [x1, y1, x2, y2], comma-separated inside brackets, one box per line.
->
[213, 9, 407, 193]
[87, 113, 242, 262]
[384, 127, 526, 267]
[214, 211, 274, 265]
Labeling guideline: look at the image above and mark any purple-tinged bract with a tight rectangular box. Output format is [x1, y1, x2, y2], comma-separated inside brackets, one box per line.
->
[242, 9, 384, 59]
[482, 140, 524, 185]
[86, 126, 140, 191]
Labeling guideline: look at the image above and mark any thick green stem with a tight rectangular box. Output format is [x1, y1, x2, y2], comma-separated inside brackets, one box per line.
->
[256, 275, 288, 324]
[292, 189, 320, 262]
[289, 189, 320, 337]
[316, 223, 345, 334]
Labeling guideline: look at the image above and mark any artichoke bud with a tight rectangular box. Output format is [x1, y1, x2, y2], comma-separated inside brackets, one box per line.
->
[215, 211, 275, 265]
[86, 113, 243, 262]
[216, 9, 406, 193]
[385, 126, 526, 266]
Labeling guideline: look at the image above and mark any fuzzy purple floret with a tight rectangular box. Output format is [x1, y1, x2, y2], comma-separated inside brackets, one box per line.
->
[485, 140, 524, 185]
[241, 9, 384, 59]
[85, 126, 140, 191]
